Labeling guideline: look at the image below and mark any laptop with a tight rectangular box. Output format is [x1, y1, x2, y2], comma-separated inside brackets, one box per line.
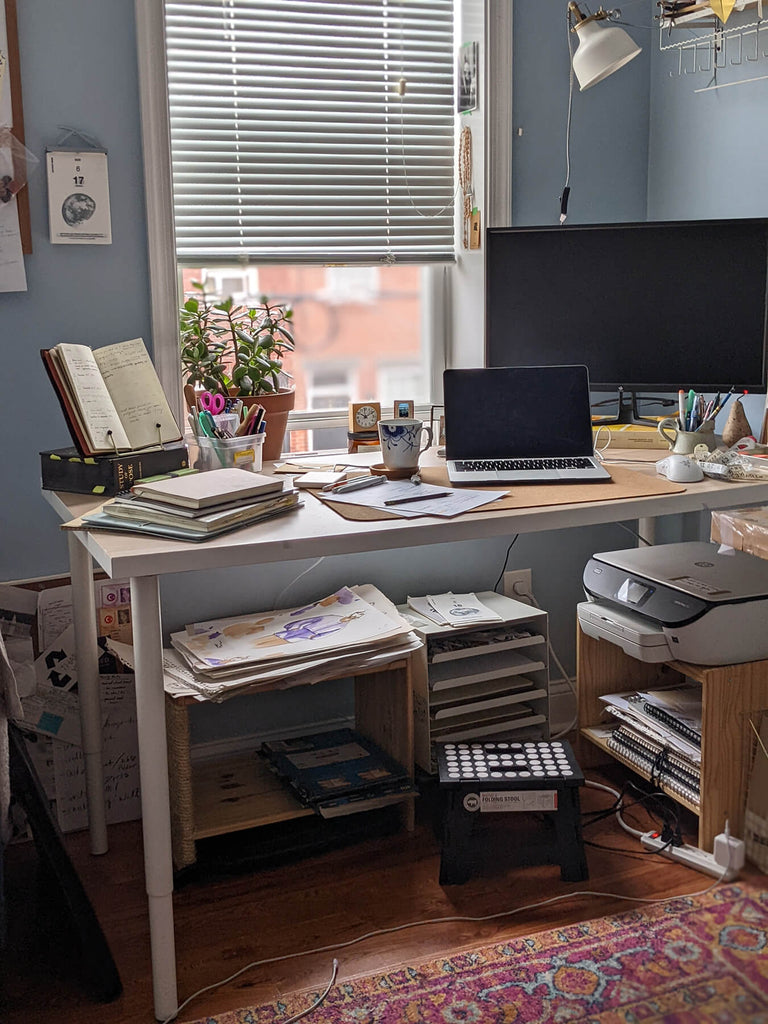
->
[444, 364, 610, 484]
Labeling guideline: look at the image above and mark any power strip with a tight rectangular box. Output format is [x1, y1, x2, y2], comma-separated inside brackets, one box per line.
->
[640, 831, 740, 881]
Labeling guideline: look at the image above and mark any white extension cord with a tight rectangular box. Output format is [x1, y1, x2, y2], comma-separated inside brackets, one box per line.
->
[640, 828, 745, 881]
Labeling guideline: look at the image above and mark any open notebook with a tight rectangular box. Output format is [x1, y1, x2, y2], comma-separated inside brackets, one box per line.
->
[444, 365, 610, 484]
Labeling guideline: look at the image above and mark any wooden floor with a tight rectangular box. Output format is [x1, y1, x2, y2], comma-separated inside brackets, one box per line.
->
[2, 765, 764, 1024]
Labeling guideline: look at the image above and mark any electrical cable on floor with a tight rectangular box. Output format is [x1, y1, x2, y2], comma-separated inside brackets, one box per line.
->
[160, 777, 734, 1024]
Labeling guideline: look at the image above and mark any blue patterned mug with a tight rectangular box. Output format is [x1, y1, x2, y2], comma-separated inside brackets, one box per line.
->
[378, 418, 433, 471]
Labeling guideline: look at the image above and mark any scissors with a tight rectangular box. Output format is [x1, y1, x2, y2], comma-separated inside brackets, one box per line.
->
[199, 391, 226, 416]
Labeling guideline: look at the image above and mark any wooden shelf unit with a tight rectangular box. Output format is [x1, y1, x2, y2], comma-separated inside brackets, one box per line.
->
[165, 659, 415, 870]
[576, 623, 768, 852]
[401, 592, 550, 774]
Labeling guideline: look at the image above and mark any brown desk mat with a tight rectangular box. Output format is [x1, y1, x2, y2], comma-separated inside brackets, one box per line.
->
[313, 464, 686, 522]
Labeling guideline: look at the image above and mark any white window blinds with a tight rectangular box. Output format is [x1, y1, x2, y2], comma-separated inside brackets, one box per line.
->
[164, 0, 456, 265]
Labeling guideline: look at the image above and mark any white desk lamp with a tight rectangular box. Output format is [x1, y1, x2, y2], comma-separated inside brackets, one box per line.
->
[568, 2, 642, 90]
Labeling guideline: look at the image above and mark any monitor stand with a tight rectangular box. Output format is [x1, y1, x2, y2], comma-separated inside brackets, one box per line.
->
[592, 387, 677, 426]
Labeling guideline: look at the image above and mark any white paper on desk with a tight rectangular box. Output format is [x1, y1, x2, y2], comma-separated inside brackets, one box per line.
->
[326, 480, 506, 518]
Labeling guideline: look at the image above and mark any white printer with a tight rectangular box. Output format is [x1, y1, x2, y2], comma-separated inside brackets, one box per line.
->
[578, 541, 768, 666]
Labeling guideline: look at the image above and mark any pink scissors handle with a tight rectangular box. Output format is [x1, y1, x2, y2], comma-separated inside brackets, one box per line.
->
[200, 391, 226, 416]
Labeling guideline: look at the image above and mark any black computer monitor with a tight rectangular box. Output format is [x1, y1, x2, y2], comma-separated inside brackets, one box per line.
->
[485, 219, 768, 423]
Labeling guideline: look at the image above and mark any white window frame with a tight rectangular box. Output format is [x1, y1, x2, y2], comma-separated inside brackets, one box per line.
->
[135, 0, 450, 436]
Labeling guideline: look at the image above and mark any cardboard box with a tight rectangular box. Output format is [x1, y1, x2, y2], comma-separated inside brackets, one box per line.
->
[592, 424, 669, 450]
[40, 442, 190, 496]
[711, 506, 768, 562]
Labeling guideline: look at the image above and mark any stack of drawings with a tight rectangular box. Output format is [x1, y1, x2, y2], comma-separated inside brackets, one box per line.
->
[107, 584, 421, 702]
[598, 683, 702, 809]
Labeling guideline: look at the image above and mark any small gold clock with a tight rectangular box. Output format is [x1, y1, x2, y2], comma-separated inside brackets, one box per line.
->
[348, 402, 381, 432]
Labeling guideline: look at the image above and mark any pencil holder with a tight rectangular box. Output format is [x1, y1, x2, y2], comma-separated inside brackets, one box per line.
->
[196, 433, 264, 472]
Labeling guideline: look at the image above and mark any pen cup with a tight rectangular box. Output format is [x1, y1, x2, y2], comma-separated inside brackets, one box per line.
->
[196, 433, 264, 472]
[658, 418, 716, 455]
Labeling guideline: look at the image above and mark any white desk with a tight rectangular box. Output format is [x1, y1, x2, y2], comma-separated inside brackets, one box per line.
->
[43, 451, 768, 1021]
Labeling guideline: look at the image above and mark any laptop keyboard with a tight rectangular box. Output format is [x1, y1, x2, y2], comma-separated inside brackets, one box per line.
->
[454, 457, 593, 471]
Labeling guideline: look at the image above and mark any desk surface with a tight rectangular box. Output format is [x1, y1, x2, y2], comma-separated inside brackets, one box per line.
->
[43, 449, 768, 580]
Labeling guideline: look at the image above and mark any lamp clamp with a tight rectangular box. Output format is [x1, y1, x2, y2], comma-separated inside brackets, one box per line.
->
[568, 3, 624, 30]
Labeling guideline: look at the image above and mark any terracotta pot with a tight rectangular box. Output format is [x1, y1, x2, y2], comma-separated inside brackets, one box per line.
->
[238, 389, 295, 462]
[184, 385, 296, 463]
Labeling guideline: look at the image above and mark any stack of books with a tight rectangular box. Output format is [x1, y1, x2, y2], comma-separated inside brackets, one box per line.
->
[259, 727, 415, 818]
[78, 467, 301, 542]
[598, 684, 702, 807]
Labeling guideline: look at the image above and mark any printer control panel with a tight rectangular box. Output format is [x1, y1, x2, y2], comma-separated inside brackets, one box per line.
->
[584, 560, 709, 626]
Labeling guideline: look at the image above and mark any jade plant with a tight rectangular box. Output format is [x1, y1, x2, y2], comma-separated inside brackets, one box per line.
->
[179, 280, 295, 397]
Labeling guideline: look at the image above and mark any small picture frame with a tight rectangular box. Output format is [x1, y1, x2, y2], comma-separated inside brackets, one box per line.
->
[394, 400, 414, 419]
[458, 41, 478, 114]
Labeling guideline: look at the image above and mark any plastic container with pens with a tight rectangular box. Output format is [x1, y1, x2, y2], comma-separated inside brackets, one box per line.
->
[196, 432, 264, 472]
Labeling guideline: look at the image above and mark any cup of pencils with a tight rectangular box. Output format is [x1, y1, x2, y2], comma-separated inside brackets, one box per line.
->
[190, 394, 267, 471]
[658, 389, 727, 454]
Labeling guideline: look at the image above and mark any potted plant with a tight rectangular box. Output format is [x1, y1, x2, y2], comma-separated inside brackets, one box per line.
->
[179, 280, 296, 461]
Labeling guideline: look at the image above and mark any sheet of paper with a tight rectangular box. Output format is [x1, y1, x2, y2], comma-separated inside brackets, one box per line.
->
[34, 623, 78, 692]
[19, 686, 81, 745]
[427, 593, 504, 626]
[326, 479, 506, 518]
[53, 674, 140, 832]
[0, 189, 26, 292]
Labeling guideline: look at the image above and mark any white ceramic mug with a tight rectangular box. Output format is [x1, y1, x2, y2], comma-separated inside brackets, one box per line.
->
[658, 417, 716, 455]
[378, 418, 433, 471]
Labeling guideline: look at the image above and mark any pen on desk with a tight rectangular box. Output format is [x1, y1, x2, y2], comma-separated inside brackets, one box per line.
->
[384, 490, 451, 506]
[326, 475, 385, 494]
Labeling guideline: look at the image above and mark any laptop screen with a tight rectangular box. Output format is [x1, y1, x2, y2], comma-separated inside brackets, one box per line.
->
[444, 365, 595, 461]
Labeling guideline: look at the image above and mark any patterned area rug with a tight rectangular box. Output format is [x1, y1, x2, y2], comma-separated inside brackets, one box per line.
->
[189, 883, 768, 1023]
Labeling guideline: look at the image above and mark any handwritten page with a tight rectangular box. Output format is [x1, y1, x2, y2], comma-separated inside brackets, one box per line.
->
[52, 674, 140, 832]
[53, 343, 131, 450]
[93, 337, 180, 449]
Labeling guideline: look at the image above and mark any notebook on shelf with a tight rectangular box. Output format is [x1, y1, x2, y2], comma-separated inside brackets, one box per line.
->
[444, 364, 610, 484]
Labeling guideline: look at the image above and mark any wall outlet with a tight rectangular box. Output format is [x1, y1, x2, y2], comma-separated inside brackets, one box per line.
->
[503, 569, 533, 602]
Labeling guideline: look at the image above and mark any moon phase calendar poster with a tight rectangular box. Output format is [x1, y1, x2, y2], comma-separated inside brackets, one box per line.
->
[47, 149, 112, 245]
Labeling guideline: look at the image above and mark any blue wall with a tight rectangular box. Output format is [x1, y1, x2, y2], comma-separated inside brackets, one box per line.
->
[2, 1, 151, 579]
[511, 2, 651, 226]
[648, 13, 768, 221]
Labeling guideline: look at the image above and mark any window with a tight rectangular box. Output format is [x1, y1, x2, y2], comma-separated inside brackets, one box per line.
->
[137, 0, 457, 447]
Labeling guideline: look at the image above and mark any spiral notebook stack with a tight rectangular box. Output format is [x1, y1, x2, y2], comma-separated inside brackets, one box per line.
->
[599, 684, 702, 808]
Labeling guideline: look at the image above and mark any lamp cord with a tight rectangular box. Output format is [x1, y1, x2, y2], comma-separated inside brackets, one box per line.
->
[561, 7, 576, 223]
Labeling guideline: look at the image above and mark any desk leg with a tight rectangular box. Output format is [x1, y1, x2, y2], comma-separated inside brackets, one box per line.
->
[68, 532, 108, 856]
[131, 574, 178, 1022]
